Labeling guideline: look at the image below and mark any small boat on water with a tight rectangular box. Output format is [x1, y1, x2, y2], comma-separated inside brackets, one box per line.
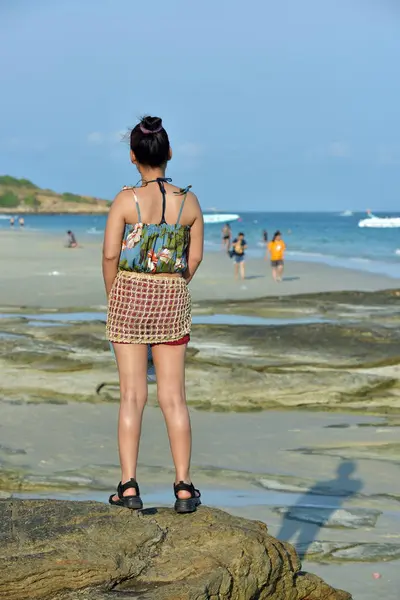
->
[203, 213, 240, 224]
[358, 210, 400, 228]
[340, 210, 353, 217]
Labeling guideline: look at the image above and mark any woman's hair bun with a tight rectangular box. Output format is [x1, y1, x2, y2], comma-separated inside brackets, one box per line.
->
[140, 116, 163, 133]
[130, 114, 169, 167]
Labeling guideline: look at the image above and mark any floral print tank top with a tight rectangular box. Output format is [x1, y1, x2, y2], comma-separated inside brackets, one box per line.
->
[118, 178, 190, 275]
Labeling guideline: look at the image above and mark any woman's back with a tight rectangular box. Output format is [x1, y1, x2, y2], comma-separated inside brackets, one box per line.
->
[117, 179, 197, 274]
[121, 181, 196, 227]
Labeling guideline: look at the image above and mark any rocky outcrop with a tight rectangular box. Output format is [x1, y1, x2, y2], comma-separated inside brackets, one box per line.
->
[1, 310, 400, 412]
[0, 499, 351, 600]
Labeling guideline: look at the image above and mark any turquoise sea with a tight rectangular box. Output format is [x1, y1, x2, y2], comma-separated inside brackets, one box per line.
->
[1, 211, 399, 278]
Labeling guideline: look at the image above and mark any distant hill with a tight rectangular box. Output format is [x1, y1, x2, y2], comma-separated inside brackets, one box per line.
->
[0, 176, 111, 213]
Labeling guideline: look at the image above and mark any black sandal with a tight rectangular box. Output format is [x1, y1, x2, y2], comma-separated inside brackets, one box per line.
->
[109, 478, 143, 510]
[174, 481, 201, 514]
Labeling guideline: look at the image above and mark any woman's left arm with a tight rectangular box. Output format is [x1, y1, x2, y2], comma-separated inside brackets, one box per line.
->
[102, 192, 127, 296]
[184, 193, 204, 283]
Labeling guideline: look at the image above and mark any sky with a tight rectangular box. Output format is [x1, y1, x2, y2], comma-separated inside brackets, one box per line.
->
[0, 0, 399, 211]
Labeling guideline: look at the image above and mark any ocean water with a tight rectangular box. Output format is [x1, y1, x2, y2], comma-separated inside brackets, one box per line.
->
[1, 211, 399, 278]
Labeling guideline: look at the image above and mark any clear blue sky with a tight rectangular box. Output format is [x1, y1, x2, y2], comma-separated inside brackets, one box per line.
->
[1, 0, 399, 211]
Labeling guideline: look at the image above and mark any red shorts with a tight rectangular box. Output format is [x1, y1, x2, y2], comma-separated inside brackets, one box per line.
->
[113, 334, 190, 348]
[151, 334, 190, 347]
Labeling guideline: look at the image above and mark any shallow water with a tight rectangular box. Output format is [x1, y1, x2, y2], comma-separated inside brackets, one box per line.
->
[0, 311, 331, 327]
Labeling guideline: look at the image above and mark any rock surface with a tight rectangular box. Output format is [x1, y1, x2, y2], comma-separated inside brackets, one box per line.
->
[0, 499, 351, 600]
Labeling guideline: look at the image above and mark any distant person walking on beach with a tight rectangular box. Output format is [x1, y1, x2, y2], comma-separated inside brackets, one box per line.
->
[262, 229, 268, 246]
[221, 222, 231, 252]
[18, 216, 25, 228]
[9, 216, 15, 228]
[268, 230, 286, 282]
[103, 115, 203, 513]
[66, 230, 77, 248]
[231, 232, 247, 280]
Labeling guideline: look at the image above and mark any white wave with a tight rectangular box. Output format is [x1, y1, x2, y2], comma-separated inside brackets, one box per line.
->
[204, 213, 239, 224]
[86, 227, 103, 235]
[358, 213, 400, 228]
[286, 250, 331, 259]
[395, 249, 400, 256]
[340, 210, 353, 217]
[349, 257, 371, 263]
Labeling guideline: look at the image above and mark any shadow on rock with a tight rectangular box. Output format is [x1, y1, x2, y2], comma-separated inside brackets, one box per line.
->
[276, 460, 363, 559]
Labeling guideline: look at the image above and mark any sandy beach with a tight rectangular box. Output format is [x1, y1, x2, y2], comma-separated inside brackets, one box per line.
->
[0, 228, 399, 600]
[0, 229, 398, 308]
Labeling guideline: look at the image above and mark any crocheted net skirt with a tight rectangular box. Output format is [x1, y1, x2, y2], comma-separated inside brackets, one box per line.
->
[106, 271, 191, 344]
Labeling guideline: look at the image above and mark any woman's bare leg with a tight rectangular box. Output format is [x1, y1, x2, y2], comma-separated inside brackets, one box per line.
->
[112, 343, 148, 499]
[239, 261, 245, 280]
[271, 266, 277, 281]
[277, 264, 284, 281]
[152, 343, 196, 499]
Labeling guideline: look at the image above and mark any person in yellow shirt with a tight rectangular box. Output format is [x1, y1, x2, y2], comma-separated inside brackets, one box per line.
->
[267, 230, 286, 282]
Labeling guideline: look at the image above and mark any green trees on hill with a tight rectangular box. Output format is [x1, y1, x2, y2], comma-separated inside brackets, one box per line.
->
[23, 195, 40, 209]
[0, 191, 40, 209]
[0, 174, 106, 209]
[0, 191, 20, 207]
[0, 176, 38, 188]
[62, 192, 85, 202]
[62, 192, 96, 204]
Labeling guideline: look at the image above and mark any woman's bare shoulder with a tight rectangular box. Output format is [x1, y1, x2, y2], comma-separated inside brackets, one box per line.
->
[111, 187, 136, 205]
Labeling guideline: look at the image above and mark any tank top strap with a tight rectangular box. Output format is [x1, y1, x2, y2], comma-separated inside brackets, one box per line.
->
[132, 189, 142, 223]
[122, 186, 142, 222]
[175, 185, 192, 224]
[144, 177, 172, 225]
[157, 180, 167, 224]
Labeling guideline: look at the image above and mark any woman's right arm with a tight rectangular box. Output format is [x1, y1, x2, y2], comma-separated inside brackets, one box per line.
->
[184, 193, 204, 284]
[102, 192, 127, 296]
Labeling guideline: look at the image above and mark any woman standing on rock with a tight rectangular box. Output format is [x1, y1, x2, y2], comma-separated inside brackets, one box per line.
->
[103, 116, 204, 513]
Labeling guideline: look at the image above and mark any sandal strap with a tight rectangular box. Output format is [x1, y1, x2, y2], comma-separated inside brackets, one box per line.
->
[174, 481, 199, 499]
[117, 478, 140, 498]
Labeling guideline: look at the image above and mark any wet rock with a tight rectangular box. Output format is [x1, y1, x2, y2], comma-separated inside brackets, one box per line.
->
[302, 541, 400, 562]
[1, 349, 95, 372]
[294, 443, 400, 463]
[273, 506, 381, 528]
[0, 444, 26, 455]
[0, 499, 351, 600]
[331, 543, 400, 562]
[200, 288, 400, 316]
[189, 322, 400, 369]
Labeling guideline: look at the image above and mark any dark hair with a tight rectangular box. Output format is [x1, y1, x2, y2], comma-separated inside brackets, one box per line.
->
[272, 230, 281, 241]
[67, 230, 71, 234]
[238, 231, 244, 236]
[130, 115, 170, 167]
